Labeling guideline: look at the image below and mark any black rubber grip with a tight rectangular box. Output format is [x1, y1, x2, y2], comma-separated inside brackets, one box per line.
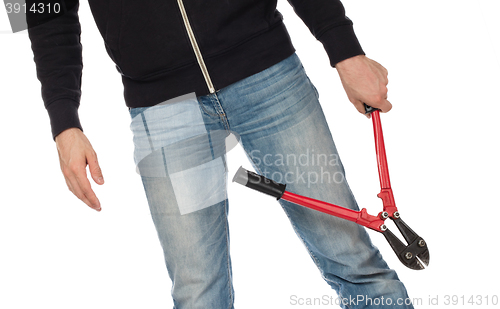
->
[364, 103, 380, 114]
[232, 166, 286, 200]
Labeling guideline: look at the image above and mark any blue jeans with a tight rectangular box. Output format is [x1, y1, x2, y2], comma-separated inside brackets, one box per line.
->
[129, 53, 413, 309]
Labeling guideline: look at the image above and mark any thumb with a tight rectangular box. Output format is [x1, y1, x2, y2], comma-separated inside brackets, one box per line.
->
[352, 99, 368, 115]
[88, 151, 104, 185]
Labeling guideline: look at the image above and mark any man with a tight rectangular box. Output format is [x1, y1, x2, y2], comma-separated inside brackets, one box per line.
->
[28, 0, 411, 308]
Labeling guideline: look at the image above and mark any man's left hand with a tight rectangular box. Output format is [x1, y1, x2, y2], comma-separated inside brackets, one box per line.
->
[335, 55, 391, 116]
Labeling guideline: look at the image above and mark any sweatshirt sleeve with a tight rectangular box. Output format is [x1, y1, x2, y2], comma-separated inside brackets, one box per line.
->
[286, 0, 365, 67]
[27, 0, 83, 140]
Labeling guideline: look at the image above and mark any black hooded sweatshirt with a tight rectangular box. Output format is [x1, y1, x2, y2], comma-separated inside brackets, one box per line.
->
[27, 0, 364, 140]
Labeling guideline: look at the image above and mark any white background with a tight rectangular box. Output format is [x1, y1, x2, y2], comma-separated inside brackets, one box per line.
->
[1, 1, 499, 308]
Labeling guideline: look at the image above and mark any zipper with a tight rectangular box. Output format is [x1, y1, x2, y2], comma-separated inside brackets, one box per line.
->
[176, 0, 216, 94]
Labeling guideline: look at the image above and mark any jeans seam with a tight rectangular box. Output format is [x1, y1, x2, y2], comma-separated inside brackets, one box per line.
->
[223, 171, 234, 309]
[220, 153, 233, 308]
[224, 203, 234, 309]
[213, 93, 231, 131]
[140, 112, 154, 151]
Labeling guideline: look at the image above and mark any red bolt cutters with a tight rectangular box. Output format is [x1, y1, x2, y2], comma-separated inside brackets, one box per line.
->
[233, 106, 430, 270]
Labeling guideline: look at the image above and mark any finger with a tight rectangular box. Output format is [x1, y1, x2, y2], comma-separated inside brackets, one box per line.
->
[352, 99, 366, 115]
[64, 178, 81, 203]
[378, 99, 392, 113]
[66, 173, 97, 210]
[372, 59, 389, 77]
[352, 100, 372, 119]
[65, 178, 74, 194]
[372, 60, 389, 84]
[364, 89, 390, 112]
[381, 64, 389, 79]
[72, 166, 101, 211]
[87, 151, 104, 185]
[382, 72, 389, 85]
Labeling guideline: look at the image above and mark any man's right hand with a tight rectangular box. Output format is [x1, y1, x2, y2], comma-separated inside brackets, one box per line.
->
[55, 128, 104, 211]
[335, 55, 392, 117]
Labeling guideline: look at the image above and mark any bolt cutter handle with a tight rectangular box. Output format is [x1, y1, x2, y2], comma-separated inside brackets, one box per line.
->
[232, 167, 386, 232]
[232, 105, 430, 270]
[365, 105, 398, 217]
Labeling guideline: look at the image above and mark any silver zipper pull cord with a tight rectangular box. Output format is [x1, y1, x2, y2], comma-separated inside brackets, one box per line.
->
[176, 0, 216, 94]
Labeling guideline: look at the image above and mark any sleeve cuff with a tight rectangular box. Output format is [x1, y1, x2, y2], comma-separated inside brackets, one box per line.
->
[318, 24, 365, 67]
[46, 98, 83, 140]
